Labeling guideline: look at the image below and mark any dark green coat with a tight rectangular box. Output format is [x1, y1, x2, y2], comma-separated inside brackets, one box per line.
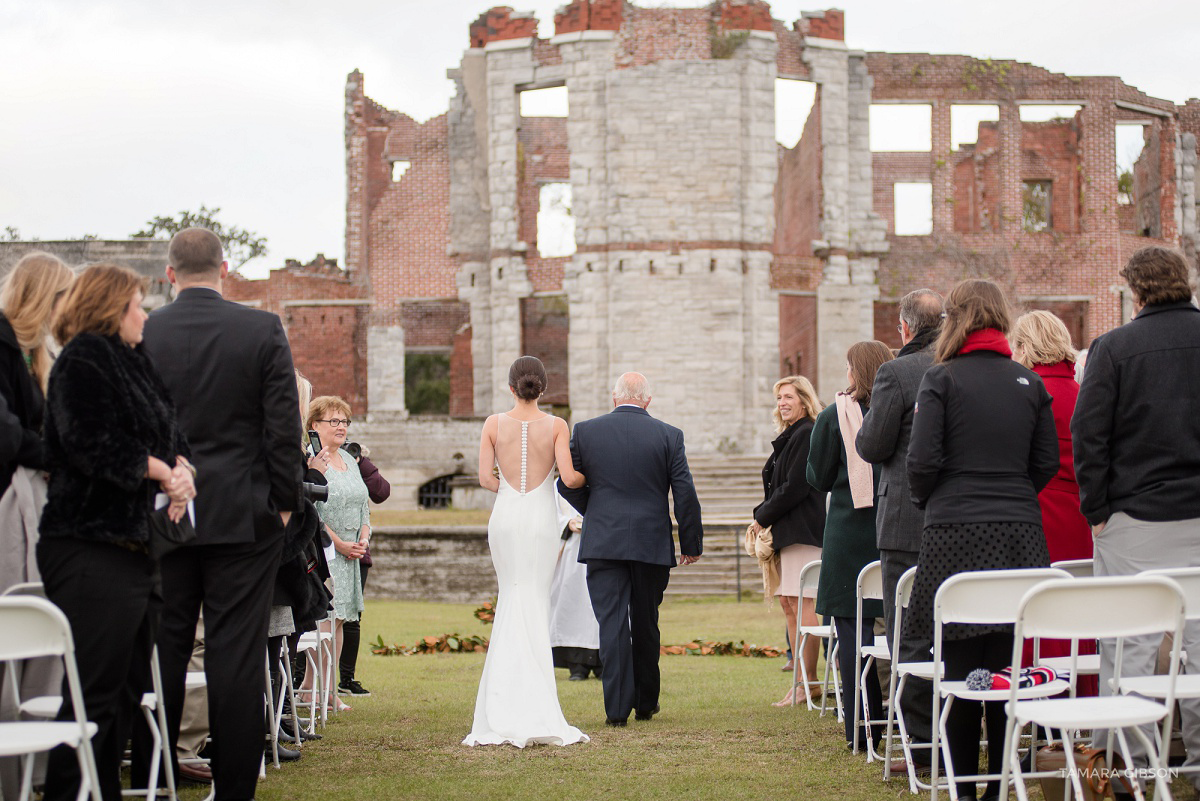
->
[806, 401, 883, 620]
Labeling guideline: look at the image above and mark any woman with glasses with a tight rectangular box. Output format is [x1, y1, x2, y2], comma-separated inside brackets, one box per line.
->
[304, 395, 367, 711]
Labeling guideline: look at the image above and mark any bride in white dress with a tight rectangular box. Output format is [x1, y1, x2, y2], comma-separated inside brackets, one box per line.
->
[463, 356, 590, 747]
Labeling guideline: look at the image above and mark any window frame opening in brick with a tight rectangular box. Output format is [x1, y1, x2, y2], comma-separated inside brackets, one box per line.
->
[390, 160, 411, 181]
[417, 474, 455, 509]
[405, 350, 451, 415]
[1115, 122, 1147, 206]
[519, 86, 568, 118]
[869, 104, 932, 152]
[1022, 180, 1053, 232]
[950, 104, 999, 151]
[1017, 104, 1083, 123]
[893, 182, 933, 236]
[775, 78, 816, 149]
[536, 182, 574, 258]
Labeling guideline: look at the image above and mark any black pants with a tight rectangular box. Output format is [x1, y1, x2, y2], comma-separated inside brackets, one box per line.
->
[585, 559, 670, 722]
[942, 631, 1013, 801]
[882, 547, 933, 750]
[833, 615, 884, 748]
[339, 562, 368, 684]
[38, 537, 159, 801]
[158, 535, 283, 801]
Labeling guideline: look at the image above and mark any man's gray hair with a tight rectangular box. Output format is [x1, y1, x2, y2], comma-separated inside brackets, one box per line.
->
[899, 288, 945, 333]
[612, 372, 651, 403]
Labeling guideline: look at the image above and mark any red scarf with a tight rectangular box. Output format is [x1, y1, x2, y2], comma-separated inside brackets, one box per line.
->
[957, 328, 1012, 357]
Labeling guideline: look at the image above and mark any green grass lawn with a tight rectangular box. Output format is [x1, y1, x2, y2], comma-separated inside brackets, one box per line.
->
[173, 596, 1184, 801]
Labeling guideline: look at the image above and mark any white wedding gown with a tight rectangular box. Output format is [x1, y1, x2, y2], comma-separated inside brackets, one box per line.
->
[463, 413, 589, 747]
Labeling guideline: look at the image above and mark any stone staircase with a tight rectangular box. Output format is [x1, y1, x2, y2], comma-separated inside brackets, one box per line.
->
[689, 453, 766, 524]
[664, 454, 767, 596]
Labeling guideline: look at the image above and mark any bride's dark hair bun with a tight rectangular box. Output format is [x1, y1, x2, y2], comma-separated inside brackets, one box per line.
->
[509, 355, 547, 401]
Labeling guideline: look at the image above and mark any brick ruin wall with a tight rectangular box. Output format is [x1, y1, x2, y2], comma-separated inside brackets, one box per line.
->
[229, 1, 1198, 479]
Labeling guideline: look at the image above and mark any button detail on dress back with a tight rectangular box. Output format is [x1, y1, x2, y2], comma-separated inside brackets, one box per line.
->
[519, 420, 529, 495]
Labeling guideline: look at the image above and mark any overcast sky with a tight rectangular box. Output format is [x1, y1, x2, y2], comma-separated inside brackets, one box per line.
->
[2, 0, 1196, 278]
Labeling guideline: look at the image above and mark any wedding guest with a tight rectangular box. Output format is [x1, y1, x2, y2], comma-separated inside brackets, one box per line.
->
[38, 264, 194, 801]
[856, 288, 944, 774]
[1011, 310, 1096, 693]
[807, 341, 893, 748]
[551, 490, 602, 680]
[751, 375, 826, 706]
[906, 279, 1058, 801]
[304, 395, 369, 712]
[1072, 246, 1200, 779]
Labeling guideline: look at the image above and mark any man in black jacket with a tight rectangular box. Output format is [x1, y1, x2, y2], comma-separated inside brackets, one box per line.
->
[1073, 245, 1200, 776]
[557, 372, 702, 726]
[855, 288, 942, 773]
[143, 228, 302, 801]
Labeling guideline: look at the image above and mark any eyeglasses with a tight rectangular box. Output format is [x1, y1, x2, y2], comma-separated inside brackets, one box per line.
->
[318, 418, 352, 428]
[896, 324, 904, 334]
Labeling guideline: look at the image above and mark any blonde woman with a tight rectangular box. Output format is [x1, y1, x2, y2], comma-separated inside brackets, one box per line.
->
[751, 375, 826, 706]
[0, 251, 74, 498]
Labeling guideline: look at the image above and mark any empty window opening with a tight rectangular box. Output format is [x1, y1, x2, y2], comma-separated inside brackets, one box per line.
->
[869, 105, 932, 152]
[1022, 181, 1052, 232]
[405, 352, 450, 415]
[1115, 123, 1147, 206]
[775, 78, 817, 148]
[391, 160, 411, 181]
[536, 183, 575, 258]
[893, 182, 933, 235]
[520, 86, 568, 118]
[1018, 104, 1083, 123]
[951, 105, 999, 150]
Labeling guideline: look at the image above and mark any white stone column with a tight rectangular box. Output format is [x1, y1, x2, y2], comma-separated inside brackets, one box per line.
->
[367, 326, 408, 419]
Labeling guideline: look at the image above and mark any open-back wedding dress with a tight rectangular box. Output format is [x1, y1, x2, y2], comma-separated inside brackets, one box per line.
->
[463, 413, 589, 747]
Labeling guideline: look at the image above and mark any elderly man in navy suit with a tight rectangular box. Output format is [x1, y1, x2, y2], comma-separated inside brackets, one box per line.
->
[557, 372, 702, 727]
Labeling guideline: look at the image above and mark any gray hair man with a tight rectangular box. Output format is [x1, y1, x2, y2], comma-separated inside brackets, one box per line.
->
[855, 288, 944, 774]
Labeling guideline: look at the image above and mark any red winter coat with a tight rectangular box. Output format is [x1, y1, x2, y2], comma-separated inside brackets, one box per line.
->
[1023, 360, 1095, 693]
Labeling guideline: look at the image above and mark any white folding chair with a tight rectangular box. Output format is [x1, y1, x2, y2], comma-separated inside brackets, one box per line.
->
[1115, 567, 1200, 775]
[1050, 558, 1093, 578]
[1000, 575, 1186, 801]
[852, 560, 889, 759]
[791, 560, 840, 714]
[883, 566, 943, 792]
[1038, 559, 1101, 686]
[930, 568, 1073, 801]
[0, 595, 101, 801]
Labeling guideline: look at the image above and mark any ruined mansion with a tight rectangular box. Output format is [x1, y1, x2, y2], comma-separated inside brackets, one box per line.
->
[225, 0, 1200, 509]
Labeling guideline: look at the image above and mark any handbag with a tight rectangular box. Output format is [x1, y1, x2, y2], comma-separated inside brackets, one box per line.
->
[1035, 741, 1134, 801]
[147, 493, 196, 560]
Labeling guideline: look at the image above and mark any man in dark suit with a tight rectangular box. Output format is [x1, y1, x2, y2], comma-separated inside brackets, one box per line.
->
[142, 228, 302, 800]
[855, 287, 942, 774]
[557, 372, 702, 727]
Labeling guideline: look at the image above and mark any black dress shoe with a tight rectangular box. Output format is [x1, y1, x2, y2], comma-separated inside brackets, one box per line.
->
[605, 717, 627, 727]
[634, 705, 660, 721]
[271, 743, 302, 762]
[568, 665, 589, 681]
[279, 722, 322, 742]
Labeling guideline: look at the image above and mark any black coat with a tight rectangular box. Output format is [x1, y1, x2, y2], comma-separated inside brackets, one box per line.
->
[557, 406, 703, 567]
[143, 288, 302, 545]
[907, 350, 1058, 526]
[0, 314, 47, 494]
[1072, 300, 1200, 525]
[754, 418, 826, 549]
[39, 333, 187, 545]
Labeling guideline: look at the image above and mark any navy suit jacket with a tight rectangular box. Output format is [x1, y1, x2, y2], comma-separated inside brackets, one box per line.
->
[143, 287, 302, 545]
[557, 406, 702, 567]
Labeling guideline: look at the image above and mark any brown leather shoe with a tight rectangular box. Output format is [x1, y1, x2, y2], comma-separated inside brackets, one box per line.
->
[178, 762, 213, 784]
